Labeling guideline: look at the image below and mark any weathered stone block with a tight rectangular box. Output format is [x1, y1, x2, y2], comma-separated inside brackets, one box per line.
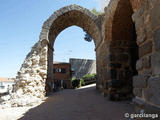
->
[133, 88, 142, 97]
[132, 3, 144, 21]
[117, 53, 129, 63]
[139, 41, 152, 57]
[135, 17, 144, 31]
[133, 75, 148, 88]
[108, 54, 116, 62]
[136, 59, 142, 70]
[143, 89, 150, 101]
[151, 52, 160, 75]
[133, 97, 145, 108]
[144, 102, 160, 115]
[136, 29, 146, 44]
[109, 63, 121, 69]
[118, 70, 125, 80]
[133, 98, 160, 115]
[142, 69, 152, 76]
[109, 79, 122, 88]
[148, 77, 160, 106]
[124, 67, 133, 80]
[102, 54, 109, 64]
[106, 69, 117, 80]
[150, 3, 160, 29]
[110, 48, 126, 53]
[142, 55, 151, 68]
[153, 28, 160, 52]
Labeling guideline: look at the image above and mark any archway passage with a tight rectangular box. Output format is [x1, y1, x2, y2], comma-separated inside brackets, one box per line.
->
[53, 26, 96, 89]
[108, 0, 138, 100]
[40, 5, 101, 93]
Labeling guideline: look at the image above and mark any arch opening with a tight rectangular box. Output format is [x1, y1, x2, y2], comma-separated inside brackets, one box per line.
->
[52, 26, 96, 89]
[109, 0, 139, 100]
[43, 5, 101, 93]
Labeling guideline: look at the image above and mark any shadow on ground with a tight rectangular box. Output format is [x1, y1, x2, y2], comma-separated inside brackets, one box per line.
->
[18, 85, 134, 120]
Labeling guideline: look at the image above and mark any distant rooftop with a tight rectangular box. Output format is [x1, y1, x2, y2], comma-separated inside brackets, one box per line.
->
[53, 61, 70, 64]
[69, 58, 96, 61]
[0, 77, 14, 82]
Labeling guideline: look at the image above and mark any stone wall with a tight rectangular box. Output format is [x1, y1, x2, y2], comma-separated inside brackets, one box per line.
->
[96, 0, 160, 114]
[69, 58, 96, 79]
[96, 0, 138, 100]
[3, 40, 48, 107]
[132, 0, 160, 114]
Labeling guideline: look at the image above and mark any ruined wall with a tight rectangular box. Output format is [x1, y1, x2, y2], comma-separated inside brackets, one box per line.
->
[132, 0, 160, 114]
[69, 58, 96, 79]
[6, 39, 48, 107]
[97, 0, 137, 99]
[98, 0, 160, 114]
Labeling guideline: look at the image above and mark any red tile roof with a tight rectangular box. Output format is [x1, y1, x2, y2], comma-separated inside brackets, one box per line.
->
[0, 77, 14, 82]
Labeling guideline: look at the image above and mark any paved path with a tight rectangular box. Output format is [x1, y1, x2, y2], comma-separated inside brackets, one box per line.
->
[19, 84, 134, 120]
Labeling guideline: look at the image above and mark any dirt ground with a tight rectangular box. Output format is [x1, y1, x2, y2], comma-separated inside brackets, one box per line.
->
[0, 84, 134, 120]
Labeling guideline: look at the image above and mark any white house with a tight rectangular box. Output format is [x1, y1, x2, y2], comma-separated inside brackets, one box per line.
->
[0, 77, 15, 94]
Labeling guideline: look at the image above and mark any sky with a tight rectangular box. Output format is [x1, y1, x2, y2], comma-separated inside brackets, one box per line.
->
[54, 26, 96, 62]
[0, 0, 109, 78]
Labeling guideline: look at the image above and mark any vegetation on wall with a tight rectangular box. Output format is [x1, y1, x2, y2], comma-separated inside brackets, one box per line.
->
[71, 73, 96, 88]
[82, 73, 96, 80]
[91, 8, 103, 15]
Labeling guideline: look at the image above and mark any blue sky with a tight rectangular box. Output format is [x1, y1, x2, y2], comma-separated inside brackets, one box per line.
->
[0, 0, 102, 78]
[54, 26, 96, 62]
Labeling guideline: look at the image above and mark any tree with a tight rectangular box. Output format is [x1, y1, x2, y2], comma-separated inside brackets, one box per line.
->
[84, 30, 92, 42]
[91, 8, 103, 15]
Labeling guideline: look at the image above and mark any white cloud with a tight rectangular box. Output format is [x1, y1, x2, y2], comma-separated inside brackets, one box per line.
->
[94, 0, 110, 11]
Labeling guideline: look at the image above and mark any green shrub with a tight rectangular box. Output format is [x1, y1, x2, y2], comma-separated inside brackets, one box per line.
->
[83, 73, 96, 80]
[82, 73, 96, 85]
[91, 8, 103, 15]
[71, 77, 76, 81]
[71, 79, 80, 88]
[80, 78, 85, 86]
[71, 74, 96, 88]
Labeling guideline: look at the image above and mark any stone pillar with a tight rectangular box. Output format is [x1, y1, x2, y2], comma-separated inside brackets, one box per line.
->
[46, 45, 54, 94]
[132, 0, 160, 114]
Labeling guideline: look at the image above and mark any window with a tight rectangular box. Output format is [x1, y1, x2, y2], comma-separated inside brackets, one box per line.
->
[55, 68, 66, 73]
[61, 68, 66, 73]
[56, 68, 62, 72]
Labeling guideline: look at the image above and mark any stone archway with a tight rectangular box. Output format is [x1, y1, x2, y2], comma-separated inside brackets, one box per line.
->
[42, 5, 102, 93]
[109, 0, 138, 100]
[11, 5, 102, 106]
[101, 0, 139, 100]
